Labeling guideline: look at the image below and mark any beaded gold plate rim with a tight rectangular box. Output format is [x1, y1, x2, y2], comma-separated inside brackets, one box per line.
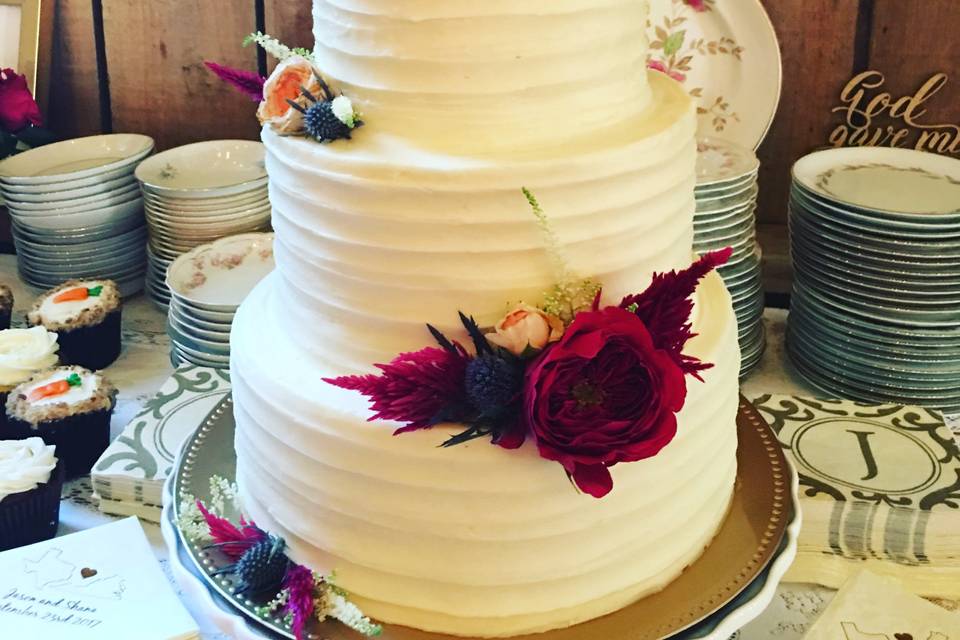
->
[173, 395, 790, 640]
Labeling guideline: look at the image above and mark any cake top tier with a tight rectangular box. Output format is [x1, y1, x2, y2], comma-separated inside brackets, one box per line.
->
[312, 0, 652, 152]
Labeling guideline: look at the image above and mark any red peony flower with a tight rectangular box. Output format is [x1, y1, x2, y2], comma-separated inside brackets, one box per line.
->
[685, 0, 708, 12]
[522, 306, 686, 498]
[0, 68, 41, 132]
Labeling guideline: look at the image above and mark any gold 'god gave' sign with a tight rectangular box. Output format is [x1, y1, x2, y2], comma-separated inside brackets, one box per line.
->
[829, 70, 960, 155]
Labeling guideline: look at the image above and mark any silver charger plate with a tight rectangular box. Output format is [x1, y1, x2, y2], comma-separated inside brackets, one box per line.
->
[171, 396, 800, 640]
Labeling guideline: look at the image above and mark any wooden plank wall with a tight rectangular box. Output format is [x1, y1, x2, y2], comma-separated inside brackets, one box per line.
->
[28, 1, 960, 293]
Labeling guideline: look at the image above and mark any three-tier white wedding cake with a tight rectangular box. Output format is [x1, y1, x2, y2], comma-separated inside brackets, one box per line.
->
[231, 0, 741, 635]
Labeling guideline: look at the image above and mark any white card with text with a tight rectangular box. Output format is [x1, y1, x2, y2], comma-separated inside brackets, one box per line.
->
[0, 517, 198, 639]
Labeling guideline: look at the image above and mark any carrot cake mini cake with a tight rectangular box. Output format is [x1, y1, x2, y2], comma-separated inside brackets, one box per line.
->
[28, 279, 122, 370]
[4, 366, 117, 479]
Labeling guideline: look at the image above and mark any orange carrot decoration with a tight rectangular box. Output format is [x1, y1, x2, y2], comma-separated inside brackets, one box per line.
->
[53, 285, 103, 303]
[53, 287, 88, 303]
[28, 373, 82, 401]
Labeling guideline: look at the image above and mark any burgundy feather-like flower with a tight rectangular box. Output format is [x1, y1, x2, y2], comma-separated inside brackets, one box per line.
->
[324, 345, 471, 434]
[619, 247, 732, 380]
[196, 500, 265, 558]
[282, 564, 316, 640]
[203, 61, 265, 101]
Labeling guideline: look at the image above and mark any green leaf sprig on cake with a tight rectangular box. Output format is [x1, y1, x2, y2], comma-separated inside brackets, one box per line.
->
[326, 190, 733, 498]
[204, 32, 362, 144]
[178, 476, 381, 639]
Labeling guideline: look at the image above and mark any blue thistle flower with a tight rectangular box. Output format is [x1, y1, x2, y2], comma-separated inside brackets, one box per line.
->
[465, 353, 523, 417]
[284, 70, 362, 143]
[304, 101, 353, 142]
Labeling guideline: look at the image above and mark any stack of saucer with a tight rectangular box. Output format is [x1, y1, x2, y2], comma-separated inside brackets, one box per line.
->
[135, 140, 271, 308]
[694, 137, 763, 377]
[165, 233, 274, 368]
[0, 134, 154, 296]
[788, 147, 960, 413]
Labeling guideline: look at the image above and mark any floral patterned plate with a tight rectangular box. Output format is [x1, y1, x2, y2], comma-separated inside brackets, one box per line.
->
[646, 0, 780, 150]
[166, 232, 275, 310]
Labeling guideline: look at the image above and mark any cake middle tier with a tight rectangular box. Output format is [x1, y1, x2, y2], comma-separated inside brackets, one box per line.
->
[264, 71, 695, 370]
[312, 0, 653, 152]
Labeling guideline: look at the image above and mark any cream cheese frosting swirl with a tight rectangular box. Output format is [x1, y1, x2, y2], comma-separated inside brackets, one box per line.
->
[0, 327, 60, 387]
[0, 437, 57, 501]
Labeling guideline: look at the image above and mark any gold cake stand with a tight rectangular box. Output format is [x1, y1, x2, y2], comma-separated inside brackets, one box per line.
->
[172, 395, 793, 640]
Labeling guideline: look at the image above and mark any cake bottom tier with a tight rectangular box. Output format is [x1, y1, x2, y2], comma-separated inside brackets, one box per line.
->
[230, 271, 741, 637]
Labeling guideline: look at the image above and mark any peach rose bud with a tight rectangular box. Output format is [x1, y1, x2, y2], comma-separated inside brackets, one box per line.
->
[487, 304, 564, 356]
[257, 55, 321, 133]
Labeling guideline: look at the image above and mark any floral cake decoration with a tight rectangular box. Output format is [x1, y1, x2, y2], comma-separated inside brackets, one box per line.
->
[178, 476, 381, 639]
[205, 32, 362, 144]
[326, 190, 732, 498]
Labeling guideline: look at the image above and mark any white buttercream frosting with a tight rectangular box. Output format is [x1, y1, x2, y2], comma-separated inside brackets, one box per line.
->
[0, 437, 57, 502]
[36, 280, 105, 325]
[0, 327, 60, 387]
[29, 279, 121, 331]
[21, 369, 99, 407]
[312, 0, 653, 152]
[6, 366, 117, 425]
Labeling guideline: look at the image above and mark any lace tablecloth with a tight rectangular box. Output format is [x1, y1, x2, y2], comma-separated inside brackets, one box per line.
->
[0, 251, 947, 640]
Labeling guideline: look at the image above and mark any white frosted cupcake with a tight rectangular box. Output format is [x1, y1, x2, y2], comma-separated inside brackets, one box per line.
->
[0, 437, 63, 551]
[28, 279, 122, 370]
[4, 366, 117, 479]
[0, 327, 60, 426]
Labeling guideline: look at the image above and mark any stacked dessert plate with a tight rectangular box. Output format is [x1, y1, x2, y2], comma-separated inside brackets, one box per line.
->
[0, 134, 154, 296]
[165, 233, 274, 368]
[787, 147, 960, 413]
[135, 140, 271, 308]
[694, 138, 764, 377]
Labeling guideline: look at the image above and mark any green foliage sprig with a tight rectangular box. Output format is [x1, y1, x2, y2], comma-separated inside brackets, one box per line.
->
[522, 188, 602, 324]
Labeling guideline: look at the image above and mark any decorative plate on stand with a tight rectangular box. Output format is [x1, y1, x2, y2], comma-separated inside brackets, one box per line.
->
[164, 396, 800, 640]
[646, 0, 781, 149]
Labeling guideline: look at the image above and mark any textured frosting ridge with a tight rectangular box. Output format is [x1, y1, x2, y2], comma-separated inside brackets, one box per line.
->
[313, 0, 653, 152]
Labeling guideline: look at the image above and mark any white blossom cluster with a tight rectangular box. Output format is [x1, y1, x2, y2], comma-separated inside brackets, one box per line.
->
[245, 32, 313, 62]
[176, 493, 210, 541]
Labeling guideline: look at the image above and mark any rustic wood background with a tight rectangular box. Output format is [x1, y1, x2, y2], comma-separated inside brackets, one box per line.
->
[21, 0, 960, 295]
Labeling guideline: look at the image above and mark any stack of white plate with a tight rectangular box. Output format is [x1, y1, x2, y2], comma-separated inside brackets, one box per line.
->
[0, 134, 154, 295]
[135, 140, 271, 308]
[695, 137, 764, 377]
[165, 233, 274, 368]
[787, 147, 960, 413]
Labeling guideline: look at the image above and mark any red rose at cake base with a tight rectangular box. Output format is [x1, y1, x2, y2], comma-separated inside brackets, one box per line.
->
[523, 306, 687, 498]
